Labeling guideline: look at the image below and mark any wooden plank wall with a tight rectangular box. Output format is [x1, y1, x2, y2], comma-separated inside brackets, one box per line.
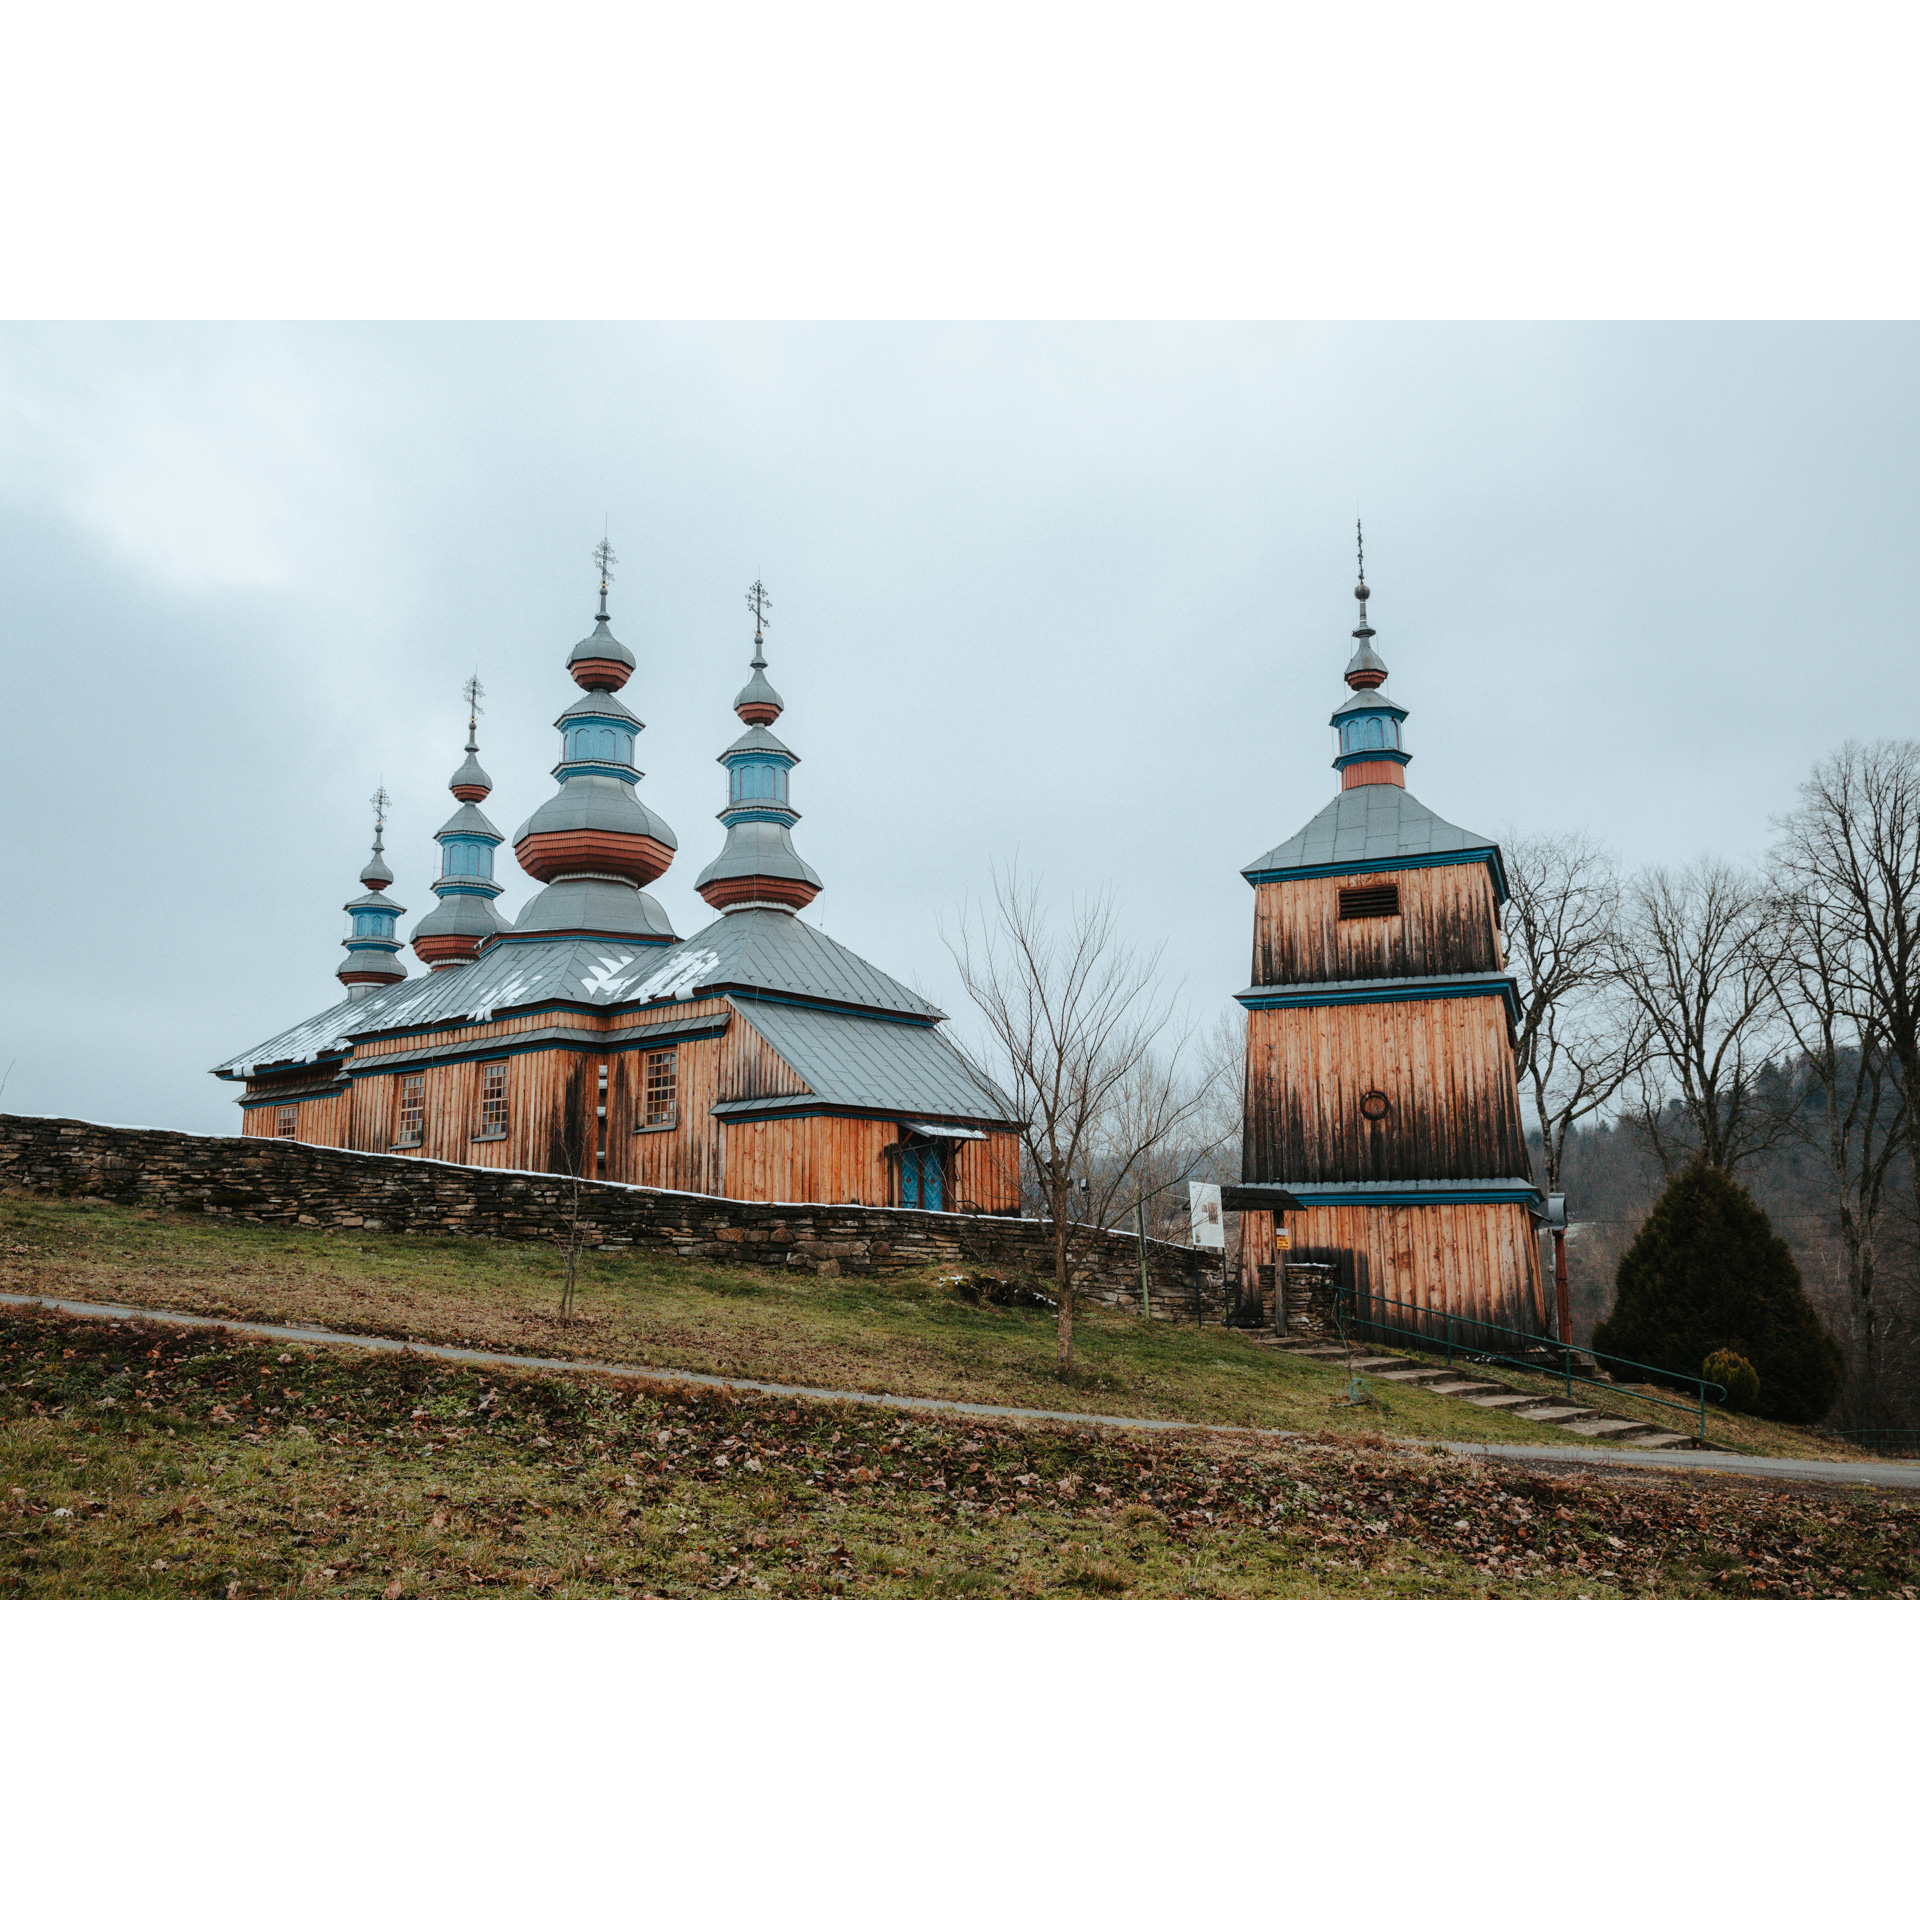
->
[721, 1116, 898, 1205]
[240, 991, 1023, 1215]
[952, 1133, 1022, 1214]
[1239, 1202, 1544, 1333]
[1243, 997, 1532, 1184]
[1250, 863, 1505, 987]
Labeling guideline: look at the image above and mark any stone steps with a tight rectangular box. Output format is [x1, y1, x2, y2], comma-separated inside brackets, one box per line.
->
[1251, 1331, 1722, 1451]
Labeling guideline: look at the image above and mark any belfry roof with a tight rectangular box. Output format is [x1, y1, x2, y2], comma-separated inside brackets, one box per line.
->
[1241, 784, 1505, 896]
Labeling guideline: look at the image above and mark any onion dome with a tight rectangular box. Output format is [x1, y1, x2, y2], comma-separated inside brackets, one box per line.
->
[508, 544, 678, 945]
[413, 705, 512, 969]
[567, 548, 638, 692]
[1332, 525, 1409, 792]
[338, 801, 407, 999]
[696, 581, 823, 914]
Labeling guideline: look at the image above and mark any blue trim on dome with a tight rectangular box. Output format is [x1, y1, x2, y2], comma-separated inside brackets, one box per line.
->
[552, 758, 643, 786]
[719, 806, 801, 828]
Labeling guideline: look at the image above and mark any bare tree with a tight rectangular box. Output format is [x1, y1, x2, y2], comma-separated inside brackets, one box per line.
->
[1613, 858, 1791, 1172]
[552, 1068, 592, 1322]
[1086, 1008, 1241, 1236]
[1503, 830, 1648, 1191]
[945, 864, 1209, 1373]
[1775, 741, 1920, 1202]
[1771, 879, 1905, 1415]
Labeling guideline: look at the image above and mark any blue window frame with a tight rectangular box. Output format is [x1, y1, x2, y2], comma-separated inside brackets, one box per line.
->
[567, 724, 631, 765]
[443, 840, 493, 879]
[729, 759, 789, 805]
[901, 1143, 945, 1211]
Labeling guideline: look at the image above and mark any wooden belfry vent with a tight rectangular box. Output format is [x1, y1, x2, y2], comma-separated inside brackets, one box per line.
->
[1337, 882, 1400, 920]
[213, 546, 1021, 1216]
[1224, 529, 1547, 1336]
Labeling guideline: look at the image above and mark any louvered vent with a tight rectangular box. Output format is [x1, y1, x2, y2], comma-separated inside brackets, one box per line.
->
[1338, 883, 1401, 921]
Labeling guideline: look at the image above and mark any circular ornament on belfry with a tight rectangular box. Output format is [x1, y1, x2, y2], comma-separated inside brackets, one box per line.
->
[1360, 1089, 1392, 1121]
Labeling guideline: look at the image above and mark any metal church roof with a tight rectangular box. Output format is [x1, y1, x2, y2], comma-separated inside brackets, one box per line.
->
[217, 900, 950, 1081]
[725, 997, 1010, 1123]
[632, 908, 943, 1020]
[1242, 784, 1505, 893]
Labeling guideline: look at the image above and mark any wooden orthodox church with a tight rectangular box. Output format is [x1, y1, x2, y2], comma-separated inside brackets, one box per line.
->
[1224, 543, 1546, 1334]
[214, 559, 1021, 1214]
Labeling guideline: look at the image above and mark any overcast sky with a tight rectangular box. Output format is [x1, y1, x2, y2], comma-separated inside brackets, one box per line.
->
[2, 323, 1915, 1136]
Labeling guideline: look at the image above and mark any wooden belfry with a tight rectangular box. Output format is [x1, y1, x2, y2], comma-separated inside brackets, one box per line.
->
[1225, 535, 1547, 1335]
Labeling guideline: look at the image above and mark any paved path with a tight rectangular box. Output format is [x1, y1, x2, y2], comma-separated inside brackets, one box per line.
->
[8, 1290, 1919, 1493]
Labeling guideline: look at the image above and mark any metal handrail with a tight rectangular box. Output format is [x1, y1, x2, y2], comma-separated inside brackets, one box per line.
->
[1332, 1285, 1728, 1442]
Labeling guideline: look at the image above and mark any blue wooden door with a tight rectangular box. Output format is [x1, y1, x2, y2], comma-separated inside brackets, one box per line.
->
[902, 1145, 945, 1211]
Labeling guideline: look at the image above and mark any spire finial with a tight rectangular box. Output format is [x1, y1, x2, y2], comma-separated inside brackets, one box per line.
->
[463, 671, 485, 749]
[370, 783, 391, 848]
[1352, 518, 1374, 640]
[593, 534, 617, 619]
[745, 577, 772, 663]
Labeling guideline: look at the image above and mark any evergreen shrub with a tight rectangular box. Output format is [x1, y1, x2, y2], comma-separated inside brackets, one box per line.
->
[1594, 1160, 1844, 1425]
[1701, 1348, 1761, 1414]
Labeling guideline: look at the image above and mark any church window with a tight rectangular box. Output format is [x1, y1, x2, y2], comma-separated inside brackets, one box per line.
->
[1363, 716, 1383, 749]
[396, 1073, 425, 1147]
[643, 1049, 678, 1127]
[477, 1062, 508, 1139]
[1338, 883, 1401, 921]
[445, 841, 492, 880]
[276, 1106, 297, 1139]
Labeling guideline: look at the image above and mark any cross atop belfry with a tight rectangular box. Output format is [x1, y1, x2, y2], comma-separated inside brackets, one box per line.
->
[746, 577, 772, 640]
[593, 535, 618, 605]
[463, 672, 484, 746]
[369, 784, 391, 836]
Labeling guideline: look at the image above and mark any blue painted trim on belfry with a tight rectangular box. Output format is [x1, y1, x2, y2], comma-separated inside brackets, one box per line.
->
[1243, 845, 1510, 904]
[1237, 974, 1522, 1023]
[1331, 749, 1412, 770]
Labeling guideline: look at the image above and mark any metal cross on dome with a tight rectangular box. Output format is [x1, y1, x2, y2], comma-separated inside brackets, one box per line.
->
[463, 672, 485, 727]
[593, 536, 618, 593]
[369, 784, 391, 835]
[745, 577, 772, 639]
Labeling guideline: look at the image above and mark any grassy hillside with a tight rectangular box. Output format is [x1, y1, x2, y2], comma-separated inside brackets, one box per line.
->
[3, 1192, 1595, 1447]
[6, 1302, 1917, 1600]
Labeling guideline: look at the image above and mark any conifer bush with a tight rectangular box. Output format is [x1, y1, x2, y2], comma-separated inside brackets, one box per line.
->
[1594, 1160, 1844, 1425]
[1701, 1348, 1762, 1414]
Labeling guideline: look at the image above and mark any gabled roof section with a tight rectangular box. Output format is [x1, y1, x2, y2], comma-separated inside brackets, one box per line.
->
[1242, 784, 1507, 899]
[213, 975, 439, 1079]
[727, 997, 1012, 1123]
[622, 908, 944, 1021]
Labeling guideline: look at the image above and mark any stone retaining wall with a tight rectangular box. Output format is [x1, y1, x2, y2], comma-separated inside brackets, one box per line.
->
[0, 1114, 1224, 1321]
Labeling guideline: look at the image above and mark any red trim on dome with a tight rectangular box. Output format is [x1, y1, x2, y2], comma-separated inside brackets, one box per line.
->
[412, 934, 483, 965]
[338, 966, 402, 983]
[449, 783, 492, 802]
[735, 701, 782, 725]
[1341, 760, 1406, 790]
[1345, 669, 1387, 690]
[697, 873, 821, 911]
[515, 828, 675, 886]
[570, 659, 634, 692]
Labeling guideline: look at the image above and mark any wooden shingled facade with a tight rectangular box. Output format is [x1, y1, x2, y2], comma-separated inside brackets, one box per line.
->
[1227, 562, 1546, 1337]
[235, 988, 1021, 1215]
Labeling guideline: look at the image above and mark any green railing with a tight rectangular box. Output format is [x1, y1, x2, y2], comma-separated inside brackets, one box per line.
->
[1331, 1286, 1728, 1443]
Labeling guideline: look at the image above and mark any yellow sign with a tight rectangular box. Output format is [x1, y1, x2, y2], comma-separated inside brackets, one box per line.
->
[1275, 1228, 1291, 1250]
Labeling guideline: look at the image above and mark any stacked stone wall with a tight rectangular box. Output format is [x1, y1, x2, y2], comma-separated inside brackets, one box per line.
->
[0, 1114, 1225, 1322]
